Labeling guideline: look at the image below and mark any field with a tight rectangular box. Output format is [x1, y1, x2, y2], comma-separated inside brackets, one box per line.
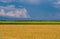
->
[0, 20, 60, 25]
[0, 25, 60, 39]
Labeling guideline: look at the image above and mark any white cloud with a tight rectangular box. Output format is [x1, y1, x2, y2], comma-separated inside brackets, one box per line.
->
[0, 9, 6, 16]
[0, 6, 30, 18]
[0, 0, 42, 5]
[18, 0, 24, 3]
[6, 11, 15, 17]
[0, 0, 13, 3]
[0, 0, 24, 3]
[53, 1, 60, 4]
[6, 8, 30, 18]
[24, 0, 42, 5]
[49, 0, 60, 9]
[14, 8, 30, 18]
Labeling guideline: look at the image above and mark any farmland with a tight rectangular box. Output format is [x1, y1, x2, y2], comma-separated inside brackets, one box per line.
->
[0, 25, 60, 39]
[0, 20, 60, 25]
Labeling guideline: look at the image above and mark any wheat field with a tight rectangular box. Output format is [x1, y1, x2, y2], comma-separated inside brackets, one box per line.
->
[0, 25, 60, 39]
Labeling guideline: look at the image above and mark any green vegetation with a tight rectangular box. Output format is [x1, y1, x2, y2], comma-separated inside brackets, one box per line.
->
[0, 20, 60, 24]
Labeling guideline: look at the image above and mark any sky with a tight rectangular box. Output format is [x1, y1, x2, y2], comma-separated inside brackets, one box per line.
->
[0, 0, 60, 20]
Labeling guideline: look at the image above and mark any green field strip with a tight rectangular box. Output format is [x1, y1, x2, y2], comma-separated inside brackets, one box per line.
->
[0, 20, 60, 25]
[0, 21, 60, 23]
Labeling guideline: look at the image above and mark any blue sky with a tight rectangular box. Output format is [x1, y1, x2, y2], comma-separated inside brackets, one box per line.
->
[0, 0, 60, 20]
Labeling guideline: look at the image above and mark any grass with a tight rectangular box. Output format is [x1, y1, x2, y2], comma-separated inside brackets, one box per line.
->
[0, 20, 60, 25]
